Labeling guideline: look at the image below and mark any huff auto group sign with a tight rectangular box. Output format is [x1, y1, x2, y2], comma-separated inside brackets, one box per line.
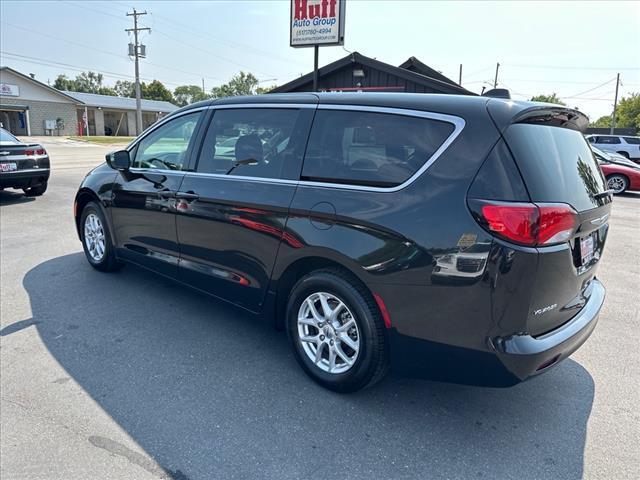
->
[290, 0, 345, 47]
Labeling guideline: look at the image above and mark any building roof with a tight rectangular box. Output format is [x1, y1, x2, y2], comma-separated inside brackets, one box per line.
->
[398, 57, 460, 87]
[63, 91, 178, 113]
[0, 66, 80, 103]
[271, 52, 474, 95]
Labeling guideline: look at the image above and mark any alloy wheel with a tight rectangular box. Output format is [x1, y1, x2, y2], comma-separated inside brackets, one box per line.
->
[297, 292, 360, 374]
[607, 175, 627, 194]
[84, 213, 106, 262]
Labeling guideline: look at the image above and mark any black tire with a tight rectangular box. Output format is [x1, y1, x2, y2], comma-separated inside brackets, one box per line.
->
[80, 202, 123, 272]
[23, 181, 47, 197]
[286, 269, 389, 392]
[617, 151, 630, 159]
[606, 174, 628, 195]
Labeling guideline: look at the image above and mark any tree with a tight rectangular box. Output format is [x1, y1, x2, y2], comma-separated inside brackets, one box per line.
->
[530, 93, 566, 105]
[74, 71, 105, 93]
[52, 71, 115, 95]
[141, 80, 174, 102]
[53, 74, 74, 91]
[173, 85, 209, 107]
[615, 93, 640, 130]
[114, 80, 135, 98]
[210, 71, 259, 98]
[588, 93, 639, 130]
[256, 84, 277, 95]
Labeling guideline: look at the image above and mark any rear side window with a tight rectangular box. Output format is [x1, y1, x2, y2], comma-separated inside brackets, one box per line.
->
[623, 137, 640, 145]
[505, 124, 607, 211]
[302, 110, 454, 187]
[196, 108, 306, 180]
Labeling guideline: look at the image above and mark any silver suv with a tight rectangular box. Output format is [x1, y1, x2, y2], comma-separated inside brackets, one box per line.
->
[586, 134, 640, 161]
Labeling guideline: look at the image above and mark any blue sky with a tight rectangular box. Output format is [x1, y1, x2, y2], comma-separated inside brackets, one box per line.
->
[1, 0, 639, 120]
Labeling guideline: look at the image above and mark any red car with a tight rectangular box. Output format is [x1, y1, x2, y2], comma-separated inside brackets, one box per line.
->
[593, 147, 640, 194]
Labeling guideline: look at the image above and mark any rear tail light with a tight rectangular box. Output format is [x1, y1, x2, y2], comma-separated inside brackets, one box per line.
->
[469, 200, 578, 247]
[24, 148, 46, 156]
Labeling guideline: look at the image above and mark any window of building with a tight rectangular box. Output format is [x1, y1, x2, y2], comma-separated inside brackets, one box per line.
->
[301, 110, 454, 187]
[196, 108, 304, 179]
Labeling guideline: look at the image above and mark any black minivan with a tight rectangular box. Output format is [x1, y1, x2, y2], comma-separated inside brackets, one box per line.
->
[74, 93, 610, 392]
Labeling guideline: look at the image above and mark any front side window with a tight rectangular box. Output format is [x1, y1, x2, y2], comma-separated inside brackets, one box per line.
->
[598, 136, 621, 144]
[196, 108, 303, 179]
[132, 111, 202, 170]
[302, 110, 455, 187]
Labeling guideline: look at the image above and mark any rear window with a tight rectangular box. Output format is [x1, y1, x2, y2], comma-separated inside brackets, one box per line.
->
[623, 137, 640, 145]
[0, 128, 19, 144]
[505, 124, 607, 211]
[302, 110, 454, 187]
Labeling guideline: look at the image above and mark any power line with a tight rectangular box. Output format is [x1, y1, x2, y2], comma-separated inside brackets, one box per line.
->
[0, 51, 185, 88]
[563, 77, 617, 99]
[503, 63, 640, 71]
[0, 21, 222, 83]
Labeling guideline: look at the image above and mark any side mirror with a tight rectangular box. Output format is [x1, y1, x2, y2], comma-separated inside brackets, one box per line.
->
[106, 150, 131, 170]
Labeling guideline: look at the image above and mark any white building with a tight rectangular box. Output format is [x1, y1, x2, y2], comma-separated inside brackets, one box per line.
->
[1, 66, 178, 136]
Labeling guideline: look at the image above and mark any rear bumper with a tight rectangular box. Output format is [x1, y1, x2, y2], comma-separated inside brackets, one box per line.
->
[388, 278, 604, 387]
[491, 278, 605, 382]
[0, 169, 50, 189]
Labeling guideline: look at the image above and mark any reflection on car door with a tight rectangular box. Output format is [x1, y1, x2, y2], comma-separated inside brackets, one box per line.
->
[176, 106, 314, 312]
[111, 110, 205, 277]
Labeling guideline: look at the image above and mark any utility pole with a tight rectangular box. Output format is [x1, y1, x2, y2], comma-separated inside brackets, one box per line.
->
[126, 9, 150, 136]
[610, 73, 620, 135]
[313, 45, 319, 92]
[493, 62, 500, 89]
[458, 64, 462, 86]
[202, 78, 206, 96]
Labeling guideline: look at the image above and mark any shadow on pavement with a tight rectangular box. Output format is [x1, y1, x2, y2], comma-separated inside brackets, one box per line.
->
[13, 253, 594, 480]
[0, 190, 35, 205]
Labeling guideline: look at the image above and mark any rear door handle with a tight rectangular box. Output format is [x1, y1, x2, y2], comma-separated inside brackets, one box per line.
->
[175, 191, 199, 200]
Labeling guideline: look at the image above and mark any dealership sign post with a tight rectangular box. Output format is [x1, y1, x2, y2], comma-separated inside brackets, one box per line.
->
[290, 0, 346, 91]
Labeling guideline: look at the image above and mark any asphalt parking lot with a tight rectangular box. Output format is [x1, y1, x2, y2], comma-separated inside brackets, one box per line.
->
[1, 139, 639, 480]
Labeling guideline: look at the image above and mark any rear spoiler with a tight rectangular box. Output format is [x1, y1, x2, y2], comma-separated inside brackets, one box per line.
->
[487, 100, 590, 133]
[511, 107, 589, 132]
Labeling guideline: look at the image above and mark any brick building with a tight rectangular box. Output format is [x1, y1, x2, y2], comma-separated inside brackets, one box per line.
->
[0, 66, 178, 137]
[0, 66, 78, 136]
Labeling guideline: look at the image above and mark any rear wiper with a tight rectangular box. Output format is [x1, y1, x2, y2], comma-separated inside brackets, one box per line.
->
[593, 189, 615, 199]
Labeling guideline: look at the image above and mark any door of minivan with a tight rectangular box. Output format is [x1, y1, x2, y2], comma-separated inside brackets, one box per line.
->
[111, 110, 205, 277]
[176, 105, 315, 312]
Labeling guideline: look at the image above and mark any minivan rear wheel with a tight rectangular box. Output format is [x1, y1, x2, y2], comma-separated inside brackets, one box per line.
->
[606, 174, 628, 194]
[286, 269, 389, 392]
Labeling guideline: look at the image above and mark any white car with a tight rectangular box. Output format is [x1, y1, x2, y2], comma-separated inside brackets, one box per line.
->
[586, 134, 640, 162]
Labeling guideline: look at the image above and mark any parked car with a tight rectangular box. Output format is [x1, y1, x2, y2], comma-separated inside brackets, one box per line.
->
[592, 146, 640, 194]
[0, 127, 50, 196]
[74, 94, 611, 392]
[586, 134, 640, 162]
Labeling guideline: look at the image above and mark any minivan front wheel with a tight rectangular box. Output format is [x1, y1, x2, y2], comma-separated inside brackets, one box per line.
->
[286, 269, 389, 392]
[607, 174, 628, 194]
[80, 202, 123, 272]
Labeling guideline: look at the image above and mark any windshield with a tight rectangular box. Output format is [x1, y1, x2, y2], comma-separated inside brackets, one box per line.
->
[591, 146, 610, 161]
[0, 128, 20, 144]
